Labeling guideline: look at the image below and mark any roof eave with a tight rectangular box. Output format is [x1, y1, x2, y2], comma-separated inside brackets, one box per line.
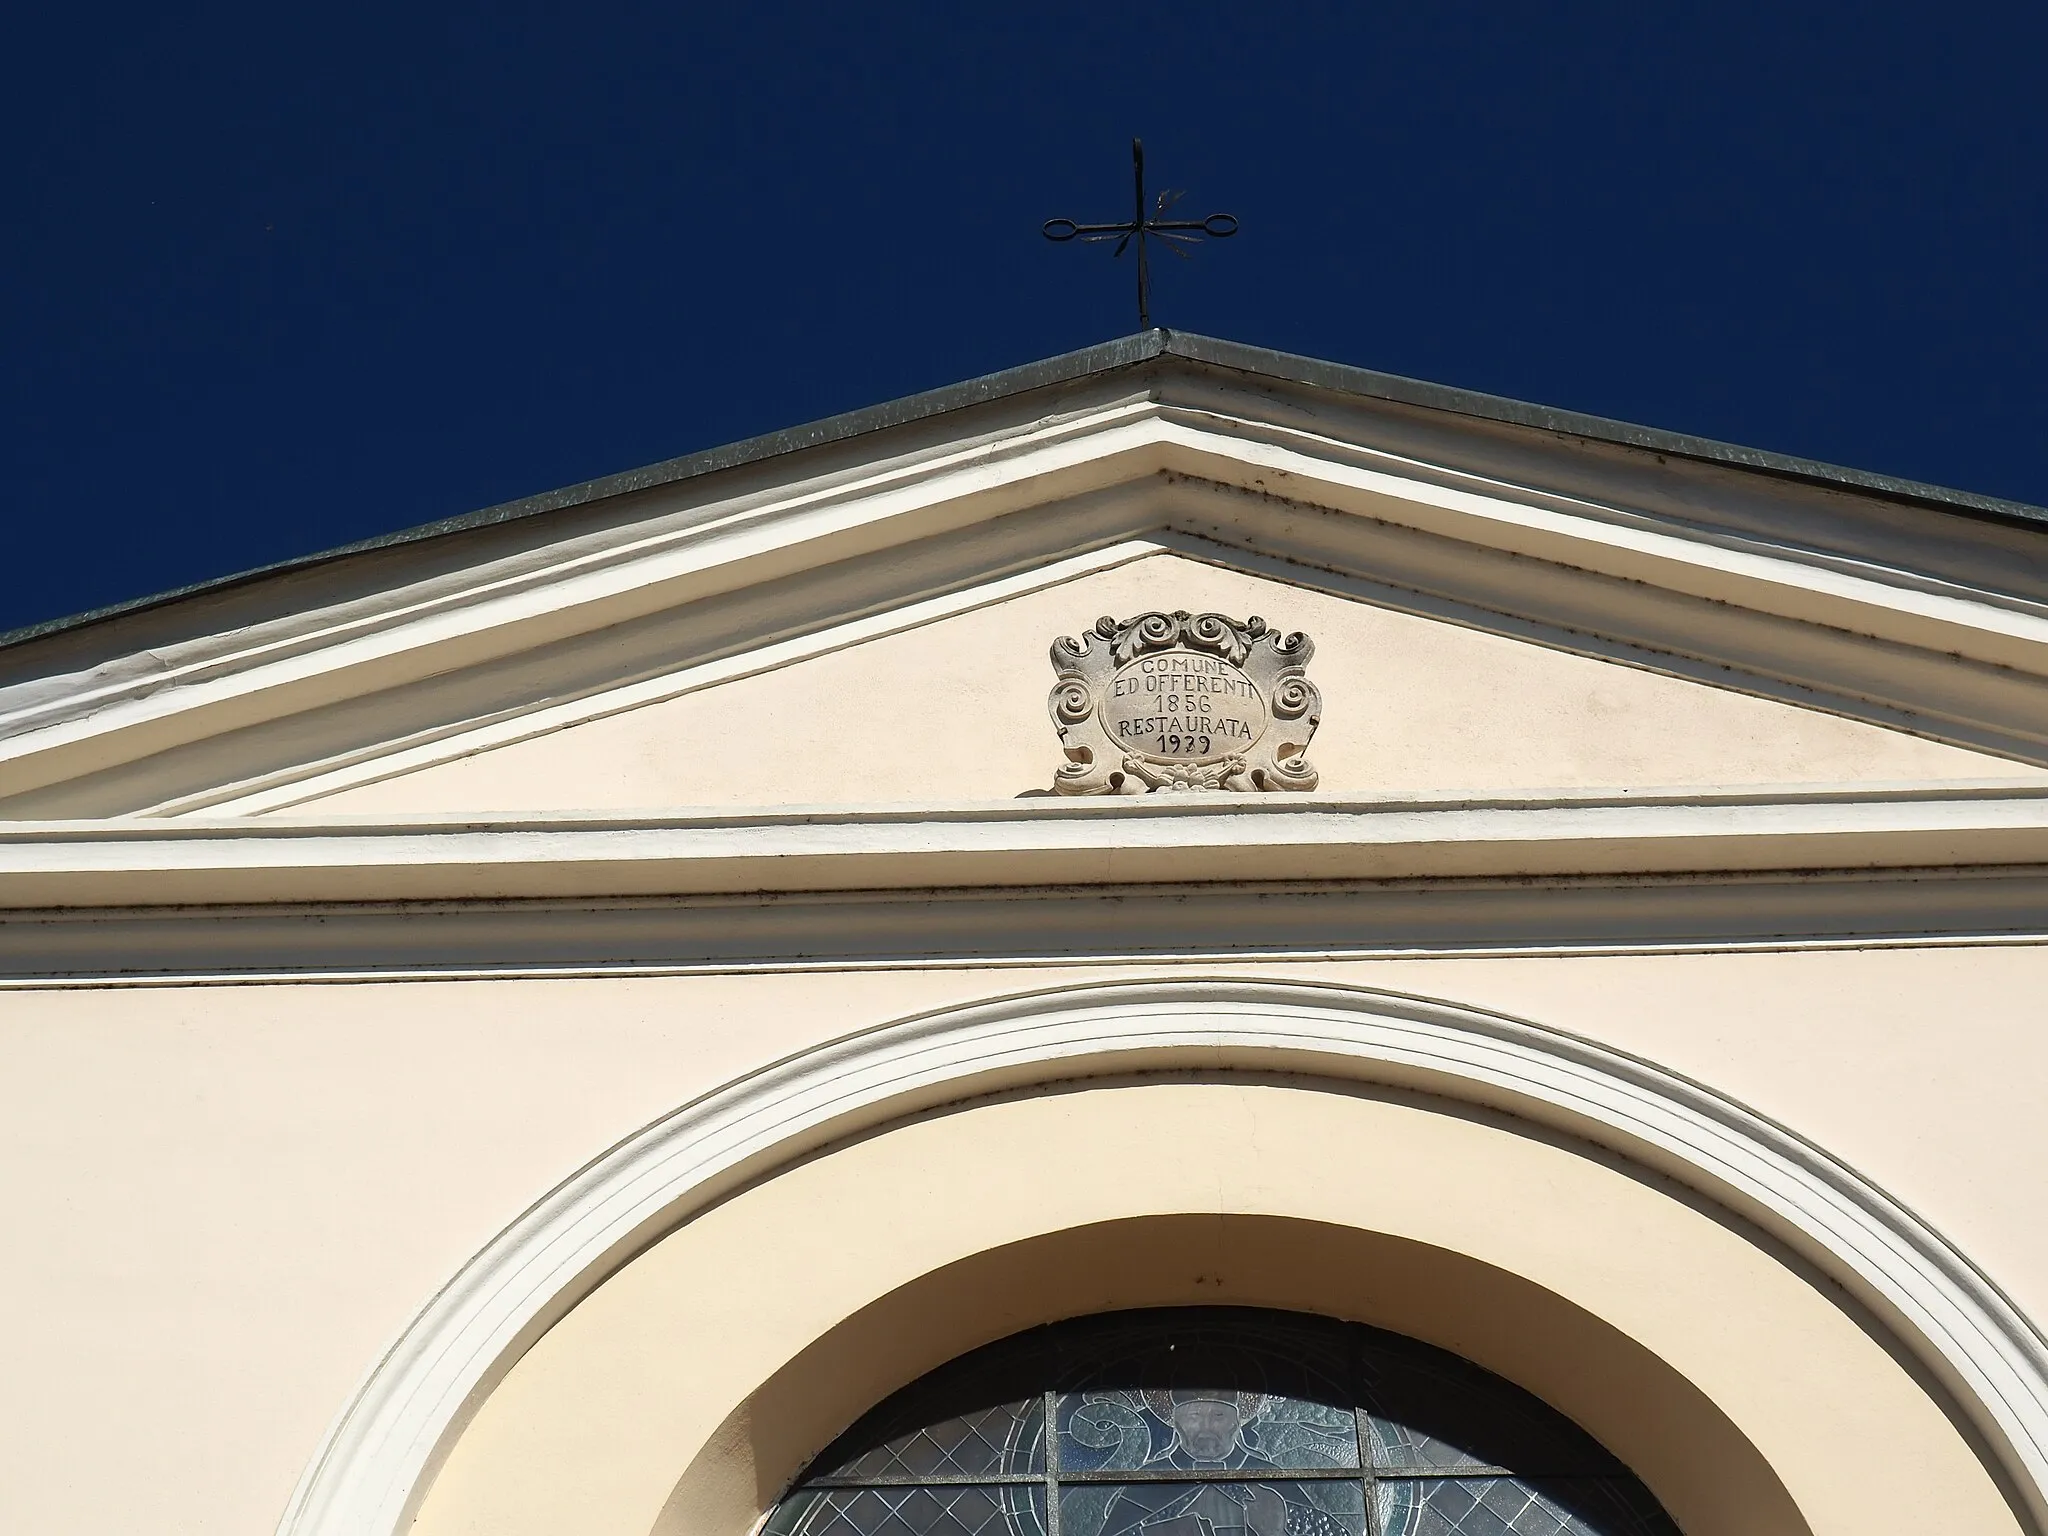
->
[6, 327, 2042, 655]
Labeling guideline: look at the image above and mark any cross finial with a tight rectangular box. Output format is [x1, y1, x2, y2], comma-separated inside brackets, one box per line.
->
[1043, 139, 1238, 329]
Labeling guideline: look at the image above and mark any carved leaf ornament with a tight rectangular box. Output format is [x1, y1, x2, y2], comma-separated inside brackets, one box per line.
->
[1049, 611, 1321, 794]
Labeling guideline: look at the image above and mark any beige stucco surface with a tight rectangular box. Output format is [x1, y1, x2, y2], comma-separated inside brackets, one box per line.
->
[292, 553, 2032, 817]
[4, 945, 2046, 1534]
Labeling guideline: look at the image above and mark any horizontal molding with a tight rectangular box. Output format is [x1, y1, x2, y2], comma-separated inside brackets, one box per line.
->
[5, 785, 2048, 914]
[4, 866, 2047, 983]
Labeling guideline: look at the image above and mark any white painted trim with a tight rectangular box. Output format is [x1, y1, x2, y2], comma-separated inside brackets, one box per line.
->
[1148, 409, 2048, 661]
[6, 783, 2048, 907]
[273, 977, 2048, 1536]
[12, 930, 2048, 992]
[0, 401, 1164, 748]
[7, 865, 2048, 984]
[0, 407, 1174, 797]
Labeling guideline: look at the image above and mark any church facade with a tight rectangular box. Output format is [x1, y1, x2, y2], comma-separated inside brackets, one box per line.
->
[4, 331, 2048, 1536]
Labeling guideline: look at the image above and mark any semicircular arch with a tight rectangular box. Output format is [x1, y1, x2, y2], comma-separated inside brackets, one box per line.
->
[275, 977, 2048, 1536]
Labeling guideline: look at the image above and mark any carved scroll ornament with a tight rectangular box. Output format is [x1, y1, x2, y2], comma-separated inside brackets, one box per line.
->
[1048, 610, 1321, 795]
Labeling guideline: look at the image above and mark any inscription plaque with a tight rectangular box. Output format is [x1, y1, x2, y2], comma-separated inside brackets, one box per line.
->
[1049, 610, 1321, 794]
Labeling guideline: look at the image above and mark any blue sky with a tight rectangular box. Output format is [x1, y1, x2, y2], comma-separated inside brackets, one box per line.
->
[5, 2, 2044, 633]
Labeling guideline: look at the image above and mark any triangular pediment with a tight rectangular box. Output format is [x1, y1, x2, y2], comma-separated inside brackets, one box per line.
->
[4, 335, 2048, 821]
[274, 547, 2035, 817]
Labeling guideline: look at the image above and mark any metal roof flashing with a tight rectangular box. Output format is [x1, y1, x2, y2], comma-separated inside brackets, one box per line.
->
[5, 329, 2044, 657]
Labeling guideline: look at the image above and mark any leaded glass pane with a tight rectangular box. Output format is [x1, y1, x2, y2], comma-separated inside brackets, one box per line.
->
[1361, 1339, 1619, 1476]
[1060, 1479, 1365, 1536]
[806, 1350, 1051, 1484]
[1059, 1388, 1359, 1476]
[818, 1399, 1044, 1483]
[769, 1310, 1678, 1536]
[1055, 1313, 1359, 1474]
[764, 1484, 1047, 1536]
[1376, 1479, 1679, 1536]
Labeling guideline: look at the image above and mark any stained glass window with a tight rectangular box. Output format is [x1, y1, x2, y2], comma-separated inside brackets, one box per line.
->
[763, 1308, 1680, 1536]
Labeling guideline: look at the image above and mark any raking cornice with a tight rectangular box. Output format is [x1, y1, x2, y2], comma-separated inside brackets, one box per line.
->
[10, 328, 2046, 661]
[7, 392, 2048, 815]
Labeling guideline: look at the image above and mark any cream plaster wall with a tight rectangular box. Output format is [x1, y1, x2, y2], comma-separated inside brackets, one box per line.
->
[4, 945, 2045, 1534]
[410, 1081, 2001, 1536]
[292, 553, 2032, 817]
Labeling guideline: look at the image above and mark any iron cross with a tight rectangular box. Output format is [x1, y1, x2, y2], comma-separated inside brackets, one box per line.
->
[1043, 139, 1237, 329]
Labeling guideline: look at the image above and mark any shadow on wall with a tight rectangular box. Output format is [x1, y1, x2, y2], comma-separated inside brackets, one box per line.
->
[655, 1214, 1806, 1536]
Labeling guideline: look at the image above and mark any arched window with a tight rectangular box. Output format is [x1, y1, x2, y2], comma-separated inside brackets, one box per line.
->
[765, 1307, 1678, 1536]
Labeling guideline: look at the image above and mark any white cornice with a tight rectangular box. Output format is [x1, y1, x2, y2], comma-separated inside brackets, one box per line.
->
[9, 395, 2048, 812]
[4, 784, 2048, 908]
[5, 868, 2045, 985]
